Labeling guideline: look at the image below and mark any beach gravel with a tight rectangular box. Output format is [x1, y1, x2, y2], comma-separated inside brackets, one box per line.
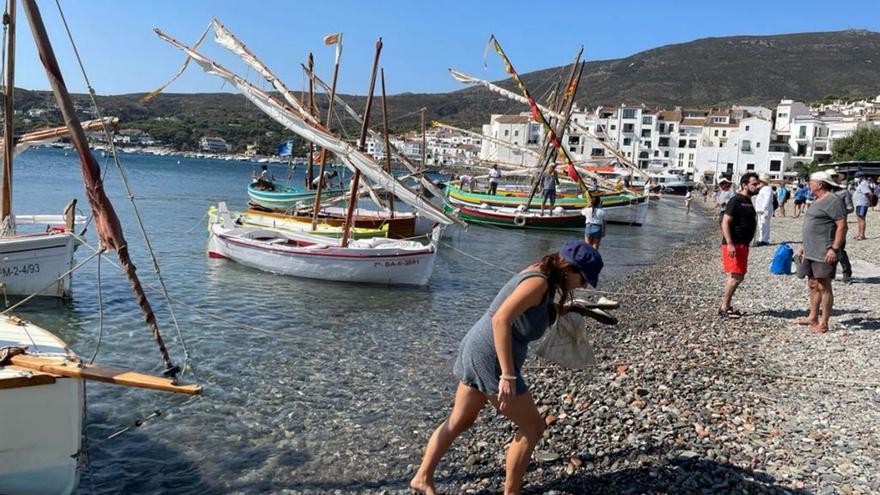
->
[414, 205, 880, 494]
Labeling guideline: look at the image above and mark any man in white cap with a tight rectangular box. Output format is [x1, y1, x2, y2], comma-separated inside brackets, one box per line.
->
[753, 173, 774, 246]
[715, 177, 735, 211]
[792, 171, 847, 334]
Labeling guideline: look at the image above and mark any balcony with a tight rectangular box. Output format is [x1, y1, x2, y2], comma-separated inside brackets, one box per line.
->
[769, 144, 790, 153]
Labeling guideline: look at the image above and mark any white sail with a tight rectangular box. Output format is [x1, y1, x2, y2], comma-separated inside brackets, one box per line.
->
[302, 64, 447, 200]
[449, 68, 651, 182]
[155, 29, 459, 226]
[211, 19, 318, 125]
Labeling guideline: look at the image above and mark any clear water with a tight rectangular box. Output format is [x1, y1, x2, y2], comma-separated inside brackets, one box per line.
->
[9, 147, 707, 493]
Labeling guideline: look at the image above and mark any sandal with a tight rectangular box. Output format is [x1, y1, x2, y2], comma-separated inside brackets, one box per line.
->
[717, 308, 742, 319]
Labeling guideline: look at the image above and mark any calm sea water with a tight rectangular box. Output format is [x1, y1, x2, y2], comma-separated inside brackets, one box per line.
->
[10, 147, 706, 494]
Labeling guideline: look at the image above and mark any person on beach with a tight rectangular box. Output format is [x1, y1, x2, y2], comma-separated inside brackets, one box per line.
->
[488, 164, 501, 196]
[251, 164, 275, 191]
[581, 196, 607, 250]
[793, 183, 807, 218]
[719, 172, 759, 318]
[831, 171, 854, 284]
[411, 241, 603, 495]
[684, 188, 694, 213]
[458, 174, 473, 193]
[540, 165, 560, 216]
[776, 184, 789, 217]
[791, 171, 847, 334]
[852, 172, 874, 240]
[701, 183, 709, 203]
[873, 180, 880, 211]
[715, 178, 735, 212]
[753, 174, 774, 246]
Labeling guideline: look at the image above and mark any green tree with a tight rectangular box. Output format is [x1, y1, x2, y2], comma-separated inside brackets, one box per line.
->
[831, 127, 880, 162]
[794, 160, 822, 180]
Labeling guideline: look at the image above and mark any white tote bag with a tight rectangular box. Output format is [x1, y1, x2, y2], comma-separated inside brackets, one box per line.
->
[533, 312, 596, 370]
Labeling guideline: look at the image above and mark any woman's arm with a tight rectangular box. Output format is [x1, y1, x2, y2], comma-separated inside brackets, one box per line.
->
[491, 275, 548, 410]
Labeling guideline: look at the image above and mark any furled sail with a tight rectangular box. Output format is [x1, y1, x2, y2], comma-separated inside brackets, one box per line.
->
[155, 29, 460, 226]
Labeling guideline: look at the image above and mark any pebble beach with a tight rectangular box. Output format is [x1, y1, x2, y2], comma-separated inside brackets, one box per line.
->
[405, 203, 880, 495]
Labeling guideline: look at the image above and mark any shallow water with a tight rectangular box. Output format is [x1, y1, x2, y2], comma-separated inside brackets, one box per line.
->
[9, 147, 706, 493]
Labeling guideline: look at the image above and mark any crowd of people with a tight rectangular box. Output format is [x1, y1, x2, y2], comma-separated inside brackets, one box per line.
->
[716, 169, 875, 334]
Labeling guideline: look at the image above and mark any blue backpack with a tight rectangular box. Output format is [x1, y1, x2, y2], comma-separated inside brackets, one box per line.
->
[770, 243, 794, 275]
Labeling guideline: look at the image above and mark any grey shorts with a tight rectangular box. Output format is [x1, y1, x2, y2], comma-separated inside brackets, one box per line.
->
[797, 257, 837, 280]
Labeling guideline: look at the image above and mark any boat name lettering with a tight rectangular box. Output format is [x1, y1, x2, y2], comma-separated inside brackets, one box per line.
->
[1, 263, 41, 277]
[375, 258, 419, 268]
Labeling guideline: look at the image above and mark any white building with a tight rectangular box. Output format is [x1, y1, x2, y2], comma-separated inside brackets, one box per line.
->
[199, 136, 231, 153]
[479, 113, 543, 167]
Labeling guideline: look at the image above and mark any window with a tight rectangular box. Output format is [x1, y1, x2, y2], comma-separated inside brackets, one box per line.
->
[678, 139, 686, 147]
[714, 130, 719, 137]
[568, 136, 580, 145]
[610, 125, 616, 130]
[688, 140, 697, 149]
[770, 160, 781, 172]
[514, 130, 519, 137]
[799, 126, 807, 139]
[778, 112, 788, 119]
[741, 140, 752, 152]
[756, 142, 761, 148]
[746, 163, 755, 171]
[659, 137, 670, 147]
[504, 129, 509, 137]
[745, 125, 750, 131]
[623, 123, 635, 133]
[623, 138, 632, 145]
[591, 148, 604, 156]
[664, 151, 670, 157]
[654, 150, 660, 157]
[722, 130, 727, 137]
[668, 124, 675, 133]
[642, 116, 653, 125]
[713, 116, 726, 123]
[678, 152, 684, 160]
[688, 153, 695, 160]
[569, 146, 577, 152]
[623, 108, 637, 119]
[641, 129, 651, 138]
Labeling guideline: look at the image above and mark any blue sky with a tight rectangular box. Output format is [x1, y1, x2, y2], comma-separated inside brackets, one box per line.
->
[12, 0, 880, 96]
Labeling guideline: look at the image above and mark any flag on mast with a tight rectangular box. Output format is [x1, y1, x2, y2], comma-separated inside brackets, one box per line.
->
[323, 32, 343, 65]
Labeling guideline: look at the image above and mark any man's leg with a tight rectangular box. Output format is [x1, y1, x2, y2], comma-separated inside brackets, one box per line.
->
[721, 273, 744, 311]
[813, 278, 833, 333]
[839, 244, 852, 283]
[858, 216, 866, 239]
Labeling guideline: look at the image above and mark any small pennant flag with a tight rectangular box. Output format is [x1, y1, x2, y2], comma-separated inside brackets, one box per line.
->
[323, 33, 342, 45]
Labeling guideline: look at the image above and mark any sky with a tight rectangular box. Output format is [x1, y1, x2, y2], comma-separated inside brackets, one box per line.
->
[10, 0, 880, 97]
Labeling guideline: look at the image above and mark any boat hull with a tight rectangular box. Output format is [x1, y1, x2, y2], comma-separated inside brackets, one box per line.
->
[253, 207, 418, 239]
[0, 317, 83, 495]
[0, 232, 79, 299]
[246, 184, 345, 211]
[448, 204, 585, 230]
[207, 207, 439, 285]
[228, 208, 388, 239]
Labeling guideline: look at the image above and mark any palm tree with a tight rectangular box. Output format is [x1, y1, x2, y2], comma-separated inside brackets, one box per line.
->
[794, 160, 822, 181]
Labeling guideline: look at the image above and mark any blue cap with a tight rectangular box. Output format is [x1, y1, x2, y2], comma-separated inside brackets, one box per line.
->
[559, 240, 603, 287]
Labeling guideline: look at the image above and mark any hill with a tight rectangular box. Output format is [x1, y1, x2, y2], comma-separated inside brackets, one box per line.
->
[13, 29, 880, 153]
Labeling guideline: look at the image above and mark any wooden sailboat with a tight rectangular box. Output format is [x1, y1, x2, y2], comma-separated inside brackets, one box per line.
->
[0, 2, 200, 493]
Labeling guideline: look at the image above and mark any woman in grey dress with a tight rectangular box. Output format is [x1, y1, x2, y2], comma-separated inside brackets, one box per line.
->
[411, 240, 603, 495]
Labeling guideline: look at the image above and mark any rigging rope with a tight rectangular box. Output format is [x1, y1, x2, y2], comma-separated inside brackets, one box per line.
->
[53, 0, 192, 376]
[87, 250, 105, 364]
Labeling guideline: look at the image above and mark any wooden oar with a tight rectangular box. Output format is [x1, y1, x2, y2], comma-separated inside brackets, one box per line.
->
[10, 354, 202, 395]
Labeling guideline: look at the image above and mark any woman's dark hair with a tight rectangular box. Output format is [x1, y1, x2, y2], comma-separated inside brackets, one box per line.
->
[591, 195, 602, 208]
[538, 252, 578, 323]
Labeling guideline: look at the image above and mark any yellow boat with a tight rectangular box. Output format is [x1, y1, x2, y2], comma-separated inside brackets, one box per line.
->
[208, 206, 388, 239]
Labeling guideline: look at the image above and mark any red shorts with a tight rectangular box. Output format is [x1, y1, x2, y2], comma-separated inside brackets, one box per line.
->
[721, 244, 750, 274]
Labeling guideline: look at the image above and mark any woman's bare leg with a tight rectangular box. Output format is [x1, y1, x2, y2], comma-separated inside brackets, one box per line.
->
[411, 383, 487, 494]
[489, 392, 545, 495]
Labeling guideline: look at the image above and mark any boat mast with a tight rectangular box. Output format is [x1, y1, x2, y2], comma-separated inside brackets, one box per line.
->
[380, 68, 394, 218]
[1, 0, 15, 228]
[305, 52, 315, 190]
[340, 37, 382, 248]
[21, 0, 179, 377]
[311, 33, 343, 230]
[419, 107, 427, 196]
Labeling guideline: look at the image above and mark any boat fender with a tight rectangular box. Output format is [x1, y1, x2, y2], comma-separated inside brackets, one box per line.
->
[552, 206, 564, 216]
[513, 212, 527, 227]
[515, 204, 527, 213]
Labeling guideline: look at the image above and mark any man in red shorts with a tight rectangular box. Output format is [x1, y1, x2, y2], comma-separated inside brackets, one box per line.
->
[719, 172, 760, 318]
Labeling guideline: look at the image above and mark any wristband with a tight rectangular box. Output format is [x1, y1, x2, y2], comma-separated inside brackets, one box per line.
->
[500, 374, 517, 381]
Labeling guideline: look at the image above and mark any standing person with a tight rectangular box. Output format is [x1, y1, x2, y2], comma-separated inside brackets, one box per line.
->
[793, 183, 807, 218]
[753, 174, 774, 246]
[684, 188, 694, 213]
[852, 171, 875, 240]
[581, 196, 607, 250]
[488, 164, 501, 196]
[715, 178, 735, 212]
[539, 165, 560, 216]
[873, 179, 880, 211]
[831, 170, 854, 283]
[776, 184, 789, 217]
[719, 172, 760, 318]
[701, 183, 709, 203]
[411, 241, 603, 495]
[791, 171, 847, 334]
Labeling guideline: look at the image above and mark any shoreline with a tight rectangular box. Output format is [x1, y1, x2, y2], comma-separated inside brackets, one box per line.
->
[416, 205, 879, 494]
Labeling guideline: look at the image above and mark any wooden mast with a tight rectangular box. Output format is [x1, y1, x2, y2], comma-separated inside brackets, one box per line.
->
[311, 35, 343, 230]
[1, 0, 15, 226]
[419, 107, 427, 196]
[305, 52, 315, 190]
[21, 0, 179, 378]
[340, 37, 382, 248]
[380, 68, 394, 218]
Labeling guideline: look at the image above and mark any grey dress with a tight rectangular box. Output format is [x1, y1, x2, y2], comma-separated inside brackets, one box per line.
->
[453, 271, 552, 395]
